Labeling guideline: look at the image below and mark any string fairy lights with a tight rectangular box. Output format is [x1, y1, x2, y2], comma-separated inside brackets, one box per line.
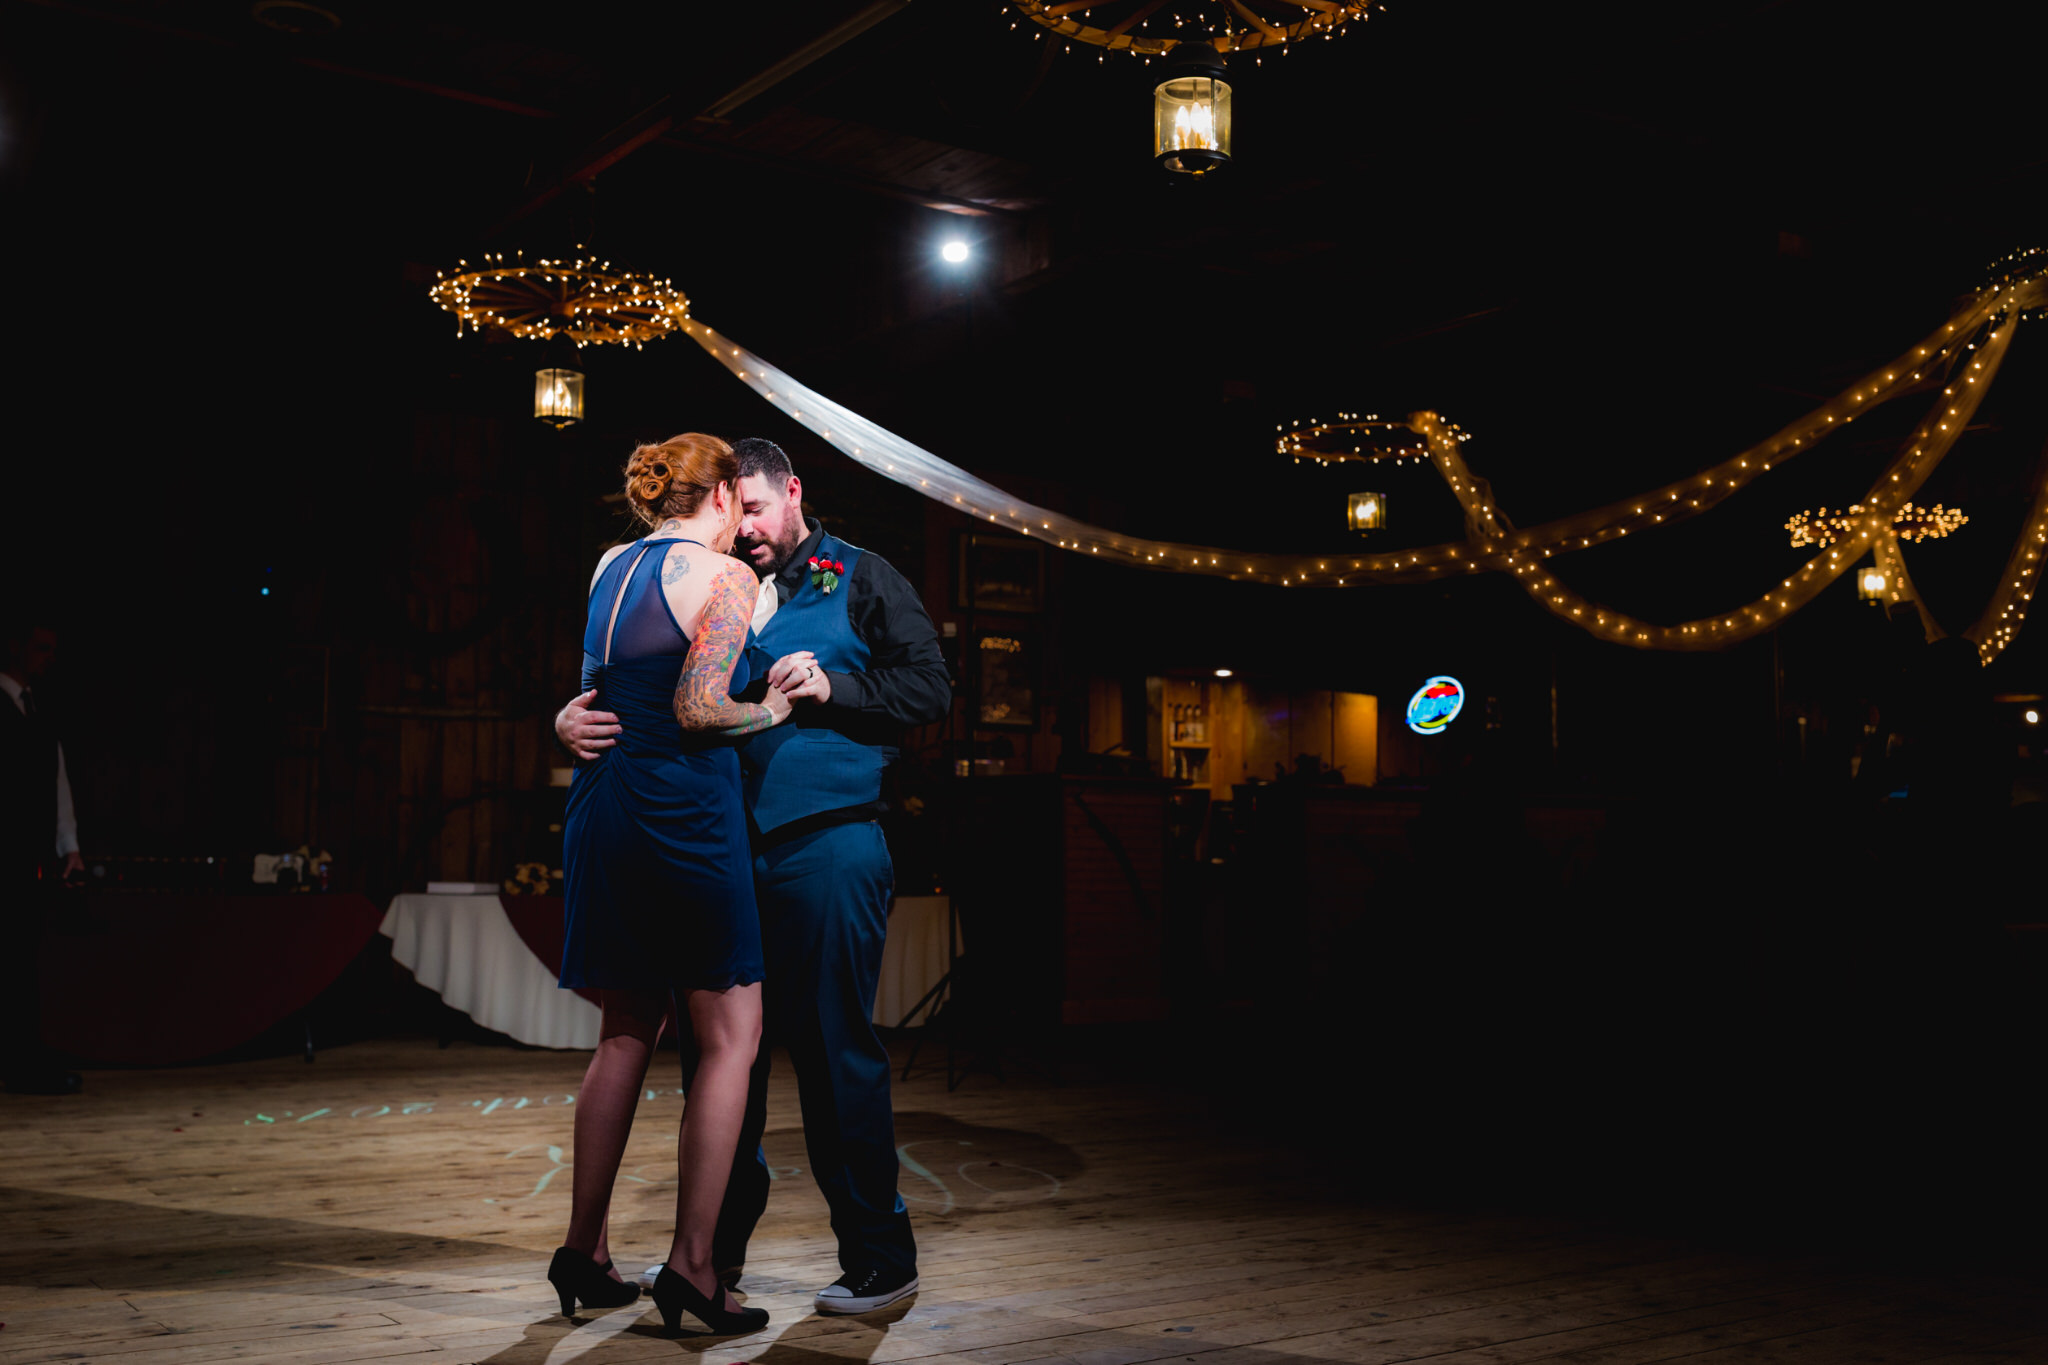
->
[1984, 246, 2048, 321]
[1786, 501, 1968, 548]
[429, 250, 691, 349]
[652, 255, 2047, 659]
[1277, 412, 1455, 465]
[1006, 0, 1376, 57]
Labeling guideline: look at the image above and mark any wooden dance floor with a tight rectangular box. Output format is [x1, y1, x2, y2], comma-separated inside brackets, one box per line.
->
[3, 1038, 2043, 1365]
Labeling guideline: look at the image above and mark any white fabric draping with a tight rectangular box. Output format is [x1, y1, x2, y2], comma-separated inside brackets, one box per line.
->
[381, 893, 959, 1046]
[677, 268, 2047, 655]
[872, 895, 956, 1027]
[380, 894, 602, 1050]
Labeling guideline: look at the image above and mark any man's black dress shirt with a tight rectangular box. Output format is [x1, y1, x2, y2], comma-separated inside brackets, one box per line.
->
[768, 518, 951, 734]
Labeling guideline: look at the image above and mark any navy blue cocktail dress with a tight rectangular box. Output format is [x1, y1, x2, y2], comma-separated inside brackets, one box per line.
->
[560, 538, 764, 994]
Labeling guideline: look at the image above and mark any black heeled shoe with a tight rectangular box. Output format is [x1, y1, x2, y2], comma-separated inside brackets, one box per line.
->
[652, 1264, 769, 1335]
[548, 1246, 643, 1316]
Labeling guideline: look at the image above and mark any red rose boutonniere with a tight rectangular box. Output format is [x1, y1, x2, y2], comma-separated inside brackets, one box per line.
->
[808, 556, 845, 594]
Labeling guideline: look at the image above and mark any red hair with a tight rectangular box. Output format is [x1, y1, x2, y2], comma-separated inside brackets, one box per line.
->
[623, 433, 738, 528]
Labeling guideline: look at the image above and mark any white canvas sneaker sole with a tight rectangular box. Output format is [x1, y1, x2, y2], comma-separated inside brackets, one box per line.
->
[813, 1274, 920, 1315]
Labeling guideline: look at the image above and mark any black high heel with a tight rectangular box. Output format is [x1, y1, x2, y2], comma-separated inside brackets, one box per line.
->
[548, 1246, 643, 1316]
[652, 1264, 769, 1335]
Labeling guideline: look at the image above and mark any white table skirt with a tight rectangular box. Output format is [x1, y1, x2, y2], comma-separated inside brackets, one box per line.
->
[380, 895, 602, 1050]
[873, 895, 956, 1027]
[382, 892, 955, 1047]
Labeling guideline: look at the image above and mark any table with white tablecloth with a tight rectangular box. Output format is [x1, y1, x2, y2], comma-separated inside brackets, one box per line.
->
[872, 895, 956, 1027]
[381, 892, 954, 1047]
[380, 894, 603, 1049]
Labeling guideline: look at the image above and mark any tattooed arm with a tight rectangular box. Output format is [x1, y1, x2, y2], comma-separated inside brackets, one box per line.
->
[675, 559, 791, 736]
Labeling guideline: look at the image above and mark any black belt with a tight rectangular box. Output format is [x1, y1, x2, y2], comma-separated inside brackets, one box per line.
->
[750, 801, 887, 853]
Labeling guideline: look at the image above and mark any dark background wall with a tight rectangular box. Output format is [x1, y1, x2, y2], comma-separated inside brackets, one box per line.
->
[4, 0, 2045, 898]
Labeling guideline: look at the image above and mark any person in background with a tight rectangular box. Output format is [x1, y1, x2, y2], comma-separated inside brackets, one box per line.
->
[558, 437, 949, 1316]
[1, 611, 84, 1095]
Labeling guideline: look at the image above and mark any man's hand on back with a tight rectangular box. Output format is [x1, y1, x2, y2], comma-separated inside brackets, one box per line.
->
[557, 689, 622, 760]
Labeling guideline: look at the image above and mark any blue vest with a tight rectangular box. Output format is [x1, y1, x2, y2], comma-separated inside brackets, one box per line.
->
[741, 533, 897, 835]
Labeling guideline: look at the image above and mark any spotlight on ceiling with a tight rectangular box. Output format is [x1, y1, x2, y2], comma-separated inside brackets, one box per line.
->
[941, 240, 970, 264]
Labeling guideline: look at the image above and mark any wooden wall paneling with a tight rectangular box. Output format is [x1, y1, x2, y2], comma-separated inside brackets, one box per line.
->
[1290, 689, 1335, 775]
[1210, 678, 1246, 794]
[349, 718, 400, 895]
[1059, 780, 1169, 1025]
[1086, 676, 1123, 755]
[1242, 685, 1292, 783]
[1333, 692, 1379, 786]
[397, 716, 432, 889]
[1301, 792, 1422, 992]
[1379, 699, 1425, 779]
[472, 719, 500, 886]
[439, 717, 474, 883]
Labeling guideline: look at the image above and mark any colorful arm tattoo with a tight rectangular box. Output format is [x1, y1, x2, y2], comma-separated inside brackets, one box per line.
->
[674, 561, 775, 736]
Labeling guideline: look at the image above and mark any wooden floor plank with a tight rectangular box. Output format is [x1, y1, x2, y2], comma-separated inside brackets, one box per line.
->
[1, 1038, 2040, 1365]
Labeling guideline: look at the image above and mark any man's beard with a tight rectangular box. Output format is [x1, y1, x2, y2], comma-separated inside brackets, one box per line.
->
[736, 516, 806, 576]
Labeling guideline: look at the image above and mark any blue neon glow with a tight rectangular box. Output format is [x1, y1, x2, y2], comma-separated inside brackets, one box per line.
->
[1405, 675, 1465, 736]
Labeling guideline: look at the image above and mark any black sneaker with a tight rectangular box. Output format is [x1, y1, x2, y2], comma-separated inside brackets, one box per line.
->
[813, 1265, 919, 1315]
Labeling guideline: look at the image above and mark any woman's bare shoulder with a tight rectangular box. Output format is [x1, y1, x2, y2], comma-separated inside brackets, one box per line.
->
[658, 540, 703, 588]
[659, 545, 758, 609]
[587, 542, 633, 591]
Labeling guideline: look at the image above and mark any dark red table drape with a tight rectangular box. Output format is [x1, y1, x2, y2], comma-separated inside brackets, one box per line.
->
[498, 895, 602, 1005]
[37, 893, 386, 1065]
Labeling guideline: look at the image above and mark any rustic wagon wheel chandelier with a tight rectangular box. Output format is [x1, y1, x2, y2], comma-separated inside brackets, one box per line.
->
[1786, 502, 1967, 549]
[1009, 0, 1377, 56]
[1279, 412, 1463, 465]
[429, 250, 691, 350]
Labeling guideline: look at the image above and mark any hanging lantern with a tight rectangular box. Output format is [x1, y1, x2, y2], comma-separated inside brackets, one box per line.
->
[1857, 564, 1888, 603]
[534, 367, 584, 428]
[1153, 41, 1231, 175]
[1348, 491, 1388, 532]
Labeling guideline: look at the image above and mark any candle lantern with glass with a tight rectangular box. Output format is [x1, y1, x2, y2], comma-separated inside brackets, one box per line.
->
[1153, 41, 1232, 175]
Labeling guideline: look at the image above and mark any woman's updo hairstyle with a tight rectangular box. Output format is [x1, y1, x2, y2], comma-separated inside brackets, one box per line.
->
[624, 432, 739, 528]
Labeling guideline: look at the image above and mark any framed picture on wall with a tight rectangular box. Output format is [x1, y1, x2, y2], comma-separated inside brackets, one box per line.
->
[956, 533, 1044, 614]
[974, 629, 1038, 729]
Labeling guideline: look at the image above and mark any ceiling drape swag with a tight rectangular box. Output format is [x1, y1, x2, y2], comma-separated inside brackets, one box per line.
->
[677, 269, 2045, 657]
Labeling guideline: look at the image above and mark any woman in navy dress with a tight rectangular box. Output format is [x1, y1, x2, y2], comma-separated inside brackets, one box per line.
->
[548, 433, 797, 1336]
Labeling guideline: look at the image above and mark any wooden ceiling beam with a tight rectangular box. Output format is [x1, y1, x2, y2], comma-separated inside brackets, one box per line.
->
[698, 0, 912, 122]
[657, 129, 1026, 218]
[485, 0, 914, 238]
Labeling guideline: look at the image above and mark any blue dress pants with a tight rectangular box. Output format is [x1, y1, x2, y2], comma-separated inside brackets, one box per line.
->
[686, 820, 917, 1279]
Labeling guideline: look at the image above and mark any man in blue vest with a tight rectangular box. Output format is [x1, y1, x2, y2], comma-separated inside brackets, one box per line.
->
[557, 437, 948, 1316]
